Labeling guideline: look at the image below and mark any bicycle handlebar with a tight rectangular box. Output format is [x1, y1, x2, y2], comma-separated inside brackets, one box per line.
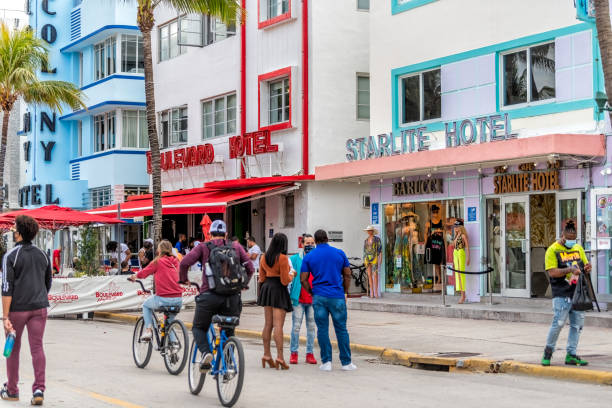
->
[128, 278, 151, 294]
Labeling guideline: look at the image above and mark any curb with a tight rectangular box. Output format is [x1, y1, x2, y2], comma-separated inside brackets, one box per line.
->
[94, 311, 612, 386]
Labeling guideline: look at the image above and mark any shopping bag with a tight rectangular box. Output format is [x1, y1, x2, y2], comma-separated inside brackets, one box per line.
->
[572, 273, 594, 311]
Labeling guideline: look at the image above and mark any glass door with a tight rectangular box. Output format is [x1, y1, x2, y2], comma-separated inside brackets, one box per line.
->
[556, 191, 582, 241]
[501, 196, 531, 297]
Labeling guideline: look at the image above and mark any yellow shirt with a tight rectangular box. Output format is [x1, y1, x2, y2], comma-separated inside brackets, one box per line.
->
[544, 241, 588, 298]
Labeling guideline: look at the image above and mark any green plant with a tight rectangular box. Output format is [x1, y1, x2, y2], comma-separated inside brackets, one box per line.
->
[77, 226, 102, 276]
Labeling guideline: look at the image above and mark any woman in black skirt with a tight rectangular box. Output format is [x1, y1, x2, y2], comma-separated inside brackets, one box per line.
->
[258, 233, 295, 370]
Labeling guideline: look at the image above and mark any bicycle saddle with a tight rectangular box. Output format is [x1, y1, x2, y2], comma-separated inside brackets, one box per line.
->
[212, 315, 240, 327]
[156, 305, 181, 314]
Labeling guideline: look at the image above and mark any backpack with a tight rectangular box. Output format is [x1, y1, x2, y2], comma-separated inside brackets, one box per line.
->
[206, 241, 247, 295]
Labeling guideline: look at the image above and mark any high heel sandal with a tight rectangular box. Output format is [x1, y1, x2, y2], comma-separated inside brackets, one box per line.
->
[275, 358, 289, 370]
[262, 357, 277, 369]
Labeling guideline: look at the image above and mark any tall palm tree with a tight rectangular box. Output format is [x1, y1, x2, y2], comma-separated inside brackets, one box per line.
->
[594, 0, 612, 123]
[134, 0, 242, 244]
[0, 23, 85, 209]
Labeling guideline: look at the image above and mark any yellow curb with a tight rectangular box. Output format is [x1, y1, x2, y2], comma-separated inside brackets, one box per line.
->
[94, 311, 612, 386]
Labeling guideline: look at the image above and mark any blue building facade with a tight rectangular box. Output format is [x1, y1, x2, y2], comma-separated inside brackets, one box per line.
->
[21, 0, 149, 210]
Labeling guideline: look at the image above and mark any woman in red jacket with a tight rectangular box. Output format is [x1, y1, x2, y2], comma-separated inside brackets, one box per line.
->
[129, 240, 183, 341]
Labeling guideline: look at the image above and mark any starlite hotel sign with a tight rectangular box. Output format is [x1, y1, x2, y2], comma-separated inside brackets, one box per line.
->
[345, 113, 517, 161]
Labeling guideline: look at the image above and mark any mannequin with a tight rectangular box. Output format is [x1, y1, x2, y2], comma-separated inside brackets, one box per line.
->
[363, 225, 382, 298]
[453, 219, 470, 304]
[426, 204, 444, 288]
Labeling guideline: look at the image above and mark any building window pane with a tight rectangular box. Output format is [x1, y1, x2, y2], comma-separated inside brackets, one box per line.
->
[159, 20, 185, 62]
[214, 97, 226, 136]
[202, 101, 213, 140]
[503, 51, 527, 106]
[357, 0, 369, 10]
[357, 75, 370, 119]
[94, 37, 116, 80]
[122, 110, 147, 148]
[227, 94, 236, 134]
[202, 93, 237, 140]
[402, 75, 420, 123]
[160, 25, 169, 61]
[423, 69, 441, 120]
[121, 35, 143, 74]
[167, 107, 188, 145]
[179, 14, 203, 47]
[94, 112, 115, 152]
[269, 78, 289, 125]
[139, 110, 148, 148]
[284, 194, 295, 228]
[530, 43, 555, 102]
[268, 0, 288, 19]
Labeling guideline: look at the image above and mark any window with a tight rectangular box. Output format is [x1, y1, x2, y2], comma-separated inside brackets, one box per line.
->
[357, 0, 370, 10]
[179, 14, 235, 46]
[124, 185, 148, 202]
[400, 68, 441, 124]
[269, 78, 290, 125]
[159, 107, 188, 148]
[77, 121, 82, 156]
[283, 194, 295, 228]
[503, 42, 555, 106]
[121, 35, 144, 73]
[78, 52, 83, 87]
[93, 112, 116, 152]
[122, 110, 148, 148]
[159, 20, 185, 62]
[357, 75, 370, 120]
[89, 186, 112, 209]
[202, 94, 236, 139]
[268, 0, 289, 19]
[94, 37, 116, 80]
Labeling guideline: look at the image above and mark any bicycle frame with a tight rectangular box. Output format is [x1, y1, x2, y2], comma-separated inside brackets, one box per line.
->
[191, 325, 236, 377]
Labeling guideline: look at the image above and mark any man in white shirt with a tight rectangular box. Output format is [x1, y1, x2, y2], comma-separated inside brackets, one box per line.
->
[247, 236, 262, 271]
[106, 241, 131, 264]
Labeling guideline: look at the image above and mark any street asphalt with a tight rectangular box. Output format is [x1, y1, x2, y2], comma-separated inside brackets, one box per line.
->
[0, 318, 610, 407]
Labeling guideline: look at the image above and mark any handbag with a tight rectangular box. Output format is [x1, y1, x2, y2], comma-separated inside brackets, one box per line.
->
[572, 272, 594, 312]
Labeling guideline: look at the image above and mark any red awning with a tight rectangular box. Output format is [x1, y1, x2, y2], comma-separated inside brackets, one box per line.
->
[204, 175, 314, 190]
[87, 184, 295, 218]
[0, 205, 124, 230]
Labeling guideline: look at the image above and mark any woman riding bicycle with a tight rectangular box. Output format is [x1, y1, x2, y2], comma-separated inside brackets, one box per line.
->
[129, 240, 183, 341]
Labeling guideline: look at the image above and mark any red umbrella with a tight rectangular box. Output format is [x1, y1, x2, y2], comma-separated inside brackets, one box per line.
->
[200, 214, 212, 242]
[0, 205, 124, 231]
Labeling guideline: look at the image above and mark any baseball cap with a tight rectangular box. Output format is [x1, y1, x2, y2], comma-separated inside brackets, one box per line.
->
[210, 220, 227, 234]
[144, 238, 154, 245]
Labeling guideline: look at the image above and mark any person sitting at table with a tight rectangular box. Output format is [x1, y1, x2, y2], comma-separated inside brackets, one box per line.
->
[108, 261, 119, 275]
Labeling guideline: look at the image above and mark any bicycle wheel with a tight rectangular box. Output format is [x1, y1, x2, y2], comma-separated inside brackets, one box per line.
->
[163, 320, 189, 375]
[132, 317, 152, 369]
[359, 269, 368, 293]
[216, 336, 245, 408]
[188, 338, 206, 395]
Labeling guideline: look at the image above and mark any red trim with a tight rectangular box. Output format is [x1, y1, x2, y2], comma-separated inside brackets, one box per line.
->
[258, 0, 292, 29]
[302, 0, 309, 175]
[205, 175, 314, 190]
[240, 0, 247, 178]
[258, 66, 292, 132]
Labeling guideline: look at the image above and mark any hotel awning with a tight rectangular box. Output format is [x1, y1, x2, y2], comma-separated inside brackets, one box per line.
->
[315, 134, 606, 181]
[87, 183, 299, 218]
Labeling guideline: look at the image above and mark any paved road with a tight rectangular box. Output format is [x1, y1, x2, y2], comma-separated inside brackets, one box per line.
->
[0, 319, 610, 407]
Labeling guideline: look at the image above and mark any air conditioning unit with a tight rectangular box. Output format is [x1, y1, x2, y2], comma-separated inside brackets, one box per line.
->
[361, 193, 370, 209]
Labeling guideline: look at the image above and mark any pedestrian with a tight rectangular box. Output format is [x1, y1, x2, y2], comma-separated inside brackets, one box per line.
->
[247, 236, 262, 272]
[129, 240, 183, 342]
[301, 229, 356, 372]
[289, 234, 317, 365]
[1, 215, 52, 405]
[138, 238, 154, 269]
[542, 220, 591, 367]
[257, 233, 295, 370]
[363, 225, 382, 298]
[120, 261, 131, 275]
[106, 241, 131, 265]
[175, 233, 187, 255]
[52, 246, 61, 276]
[179, 220, 254, 372]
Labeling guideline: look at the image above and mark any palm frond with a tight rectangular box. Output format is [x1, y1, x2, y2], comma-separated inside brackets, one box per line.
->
[160, 0, 243, 24]
[22, 80, 87, 113]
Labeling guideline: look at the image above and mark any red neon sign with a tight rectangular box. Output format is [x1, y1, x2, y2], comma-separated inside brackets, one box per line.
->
[229, 130, 278, 159]
[146, 144, 215, 174]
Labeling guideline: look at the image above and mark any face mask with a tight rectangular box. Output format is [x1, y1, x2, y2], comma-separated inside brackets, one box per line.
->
[564, 239, 577, 248]
[304, 245, 315, 254]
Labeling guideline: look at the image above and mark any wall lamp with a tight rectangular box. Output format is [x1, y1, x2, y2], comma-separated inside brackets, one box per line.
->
[595, 91, 612, 112]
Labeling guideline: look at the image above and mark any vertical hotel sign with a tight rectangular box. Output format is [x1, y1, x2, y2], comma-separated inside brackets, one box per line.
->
[20, 0, 59, 206]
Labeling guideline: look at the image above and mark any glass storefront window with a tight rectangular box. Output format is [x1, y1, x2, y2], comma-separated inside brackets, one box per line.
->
[486, 198, 501, 293]
[559, 198, 578, 233]
[383, 199, 463, 293]
[596, 194, 612, 294]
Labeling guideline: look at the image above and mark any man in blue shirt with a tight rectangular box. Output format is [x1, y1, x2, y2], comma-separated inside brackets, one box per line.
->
[301, 230, 356, 372]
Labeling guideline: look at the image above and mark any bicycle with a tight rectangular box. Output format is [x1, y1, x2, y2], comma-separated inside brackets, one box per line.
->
[348, 257, 367, 293]
[186, 283, 245, 407]
[130, 279, 189, 376]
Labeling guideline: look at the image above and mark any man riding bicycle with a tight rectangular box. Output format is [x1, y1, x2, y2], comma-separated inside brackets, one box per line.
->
[179, 220, 254, 372]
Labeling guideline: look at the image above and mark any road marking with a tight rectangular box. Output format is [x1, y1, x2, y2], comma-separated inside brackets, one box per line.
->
[86, 391, 145, 408]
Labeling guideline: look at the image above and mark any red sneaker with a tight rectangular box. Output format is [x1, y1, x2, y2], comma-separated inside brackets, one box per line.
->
[289, 352, 298, 365]
[306, 353, 317, 365]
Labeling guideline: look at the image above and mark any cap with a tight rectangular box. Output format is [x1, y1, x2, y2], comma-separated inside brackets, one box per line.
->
[454, 219, 464, 226]
[144, 238, 154, 245]
[210, 220, 227, 234]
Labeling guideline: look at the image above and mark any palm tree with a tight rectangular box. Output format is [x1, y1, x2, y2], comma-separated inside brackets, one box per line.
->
[134, 0, 242, 244]
[0, 23, 85, 209]
[594, 0, 612, 123]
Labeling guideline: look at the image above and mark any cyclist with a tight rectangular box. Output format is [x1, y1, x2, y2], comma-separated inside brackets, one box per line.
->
[179, 220, 254, 372]
[128, 240, 183, 341]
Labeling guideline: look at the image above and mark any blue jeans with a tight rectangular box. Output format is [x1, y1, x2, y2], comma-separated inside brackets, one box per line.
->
[142, 295, 182, 329]
[313, 295, 351, 366]
[545, 297, 585, 355]
[290, 303, 315, 354]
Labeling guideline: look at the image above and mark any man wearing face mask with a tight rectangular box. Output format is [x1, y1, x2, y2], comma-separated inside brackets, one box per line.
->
[288, 234, 317, 365]
[541, 220, 592, 367]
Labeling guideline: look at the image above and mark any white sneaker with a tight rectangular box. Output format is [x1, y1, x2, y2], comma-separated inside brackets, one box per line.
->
[140, 329, 152, 341]
[319, 362, 332, 372]
[341, 363, 357, 371]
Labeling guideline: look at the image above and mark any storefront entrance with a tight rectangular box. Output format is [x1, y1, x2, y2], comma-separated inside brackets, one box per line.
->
[486, 191, 581, 298]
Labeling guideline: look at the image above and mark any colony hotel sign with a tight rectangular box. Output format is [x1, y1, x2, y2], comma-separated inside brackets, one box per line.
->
[345, 113, 516, 161]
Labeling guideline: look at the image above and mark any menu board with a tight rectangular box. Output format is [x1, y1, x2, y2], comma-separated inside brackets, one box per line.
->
[596, 195, 612, 238]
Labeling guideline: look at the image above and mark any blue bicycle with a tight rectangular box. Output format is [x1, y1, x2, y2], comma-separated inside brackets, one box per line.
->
[187, 286, 245, 407]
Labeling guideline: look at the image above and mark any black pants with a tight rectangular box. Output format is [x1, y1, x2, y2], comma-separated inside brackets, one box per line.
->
[193, 291, 242, 354]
